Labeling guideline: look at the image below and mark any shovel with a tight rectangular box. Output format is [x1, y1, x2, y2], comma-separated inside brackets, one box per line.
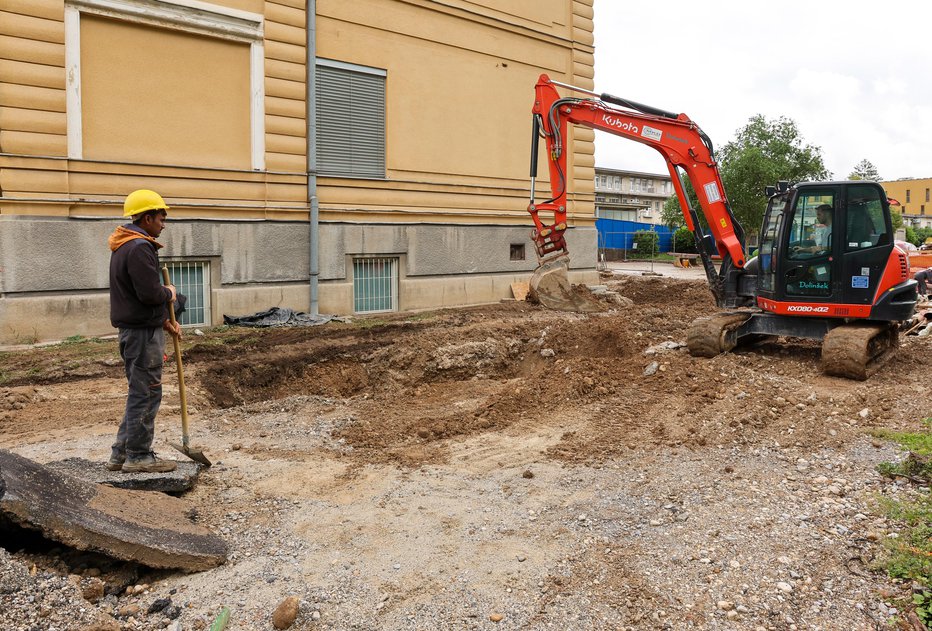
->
[161, 266, 212, 467]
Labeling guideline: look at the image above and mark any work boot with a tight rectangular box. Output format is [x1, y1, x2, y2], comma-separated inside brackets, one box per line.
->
[121, 452, 177, 473]
[105, 453, 125, 471]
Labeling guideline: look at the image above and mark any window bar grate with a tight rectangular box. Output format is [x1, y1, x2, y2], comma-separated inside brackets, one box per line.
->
[164, 261, 210, 327]
[353, 257, 398, 314]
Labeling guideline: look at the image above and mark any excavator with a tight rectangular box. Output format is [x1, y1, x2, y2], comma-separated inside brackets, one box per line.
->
[527, 74, 917, 379]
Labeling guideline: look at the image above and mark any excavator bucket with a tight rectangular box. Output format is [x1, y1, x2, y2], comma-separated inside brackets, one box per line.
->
[528, 256, 604, 313]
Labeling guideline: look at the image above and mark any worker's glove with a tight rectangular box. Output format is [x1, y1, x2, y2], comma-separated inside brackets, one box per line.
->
[174, 293, 188, 318]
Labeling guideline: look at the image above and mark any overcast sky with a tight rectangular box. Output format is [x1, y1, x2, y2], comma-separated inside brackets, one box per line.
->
[591, 0, 932, 182]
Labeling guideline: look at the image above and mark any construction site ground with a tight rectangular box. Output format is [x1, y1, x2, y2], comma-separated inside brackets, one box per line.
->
[1, 267, 930, 631]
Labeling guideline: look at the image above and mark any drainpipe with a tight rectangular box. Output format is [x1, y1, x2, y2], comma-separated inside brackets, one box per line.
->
[306, 1, 319, 315]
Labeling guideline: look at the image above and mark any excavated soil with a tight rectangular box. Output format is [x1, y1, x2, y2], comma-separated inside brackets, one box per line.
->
[1, 273, 931, 630]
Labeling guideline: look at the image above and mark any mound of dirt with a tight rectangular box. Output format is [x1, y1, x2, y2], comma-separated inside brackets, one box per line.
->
[1, 273, 930, 630]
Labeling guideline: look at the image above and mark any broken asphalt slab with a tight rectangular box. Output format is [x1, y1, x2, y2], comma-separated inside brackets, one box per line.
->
[46, 457, 201, 493]
[0, 450, 227, 571]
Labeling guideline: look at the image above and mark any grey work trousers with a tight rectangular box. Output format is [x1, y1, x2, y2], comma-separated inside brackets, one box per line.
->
[112, 327, 165, 459]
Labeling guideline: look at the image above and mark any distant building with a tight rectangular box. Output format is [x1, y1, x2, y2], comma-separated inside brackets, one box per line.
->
[594, 168, 673, 226]
[881, 177, 932, 230]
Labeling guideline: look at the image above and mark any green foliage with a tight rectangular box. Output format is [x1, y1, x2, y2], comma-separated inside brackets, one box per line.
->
[718, 115, 830, 232]
[672, 226, 696, 253]
[661, 195, 682, 228]
[404, 312, 437, 322]
[352, 317, 391, 329]
[916, 226, 932, 245]
[873, 421, 932, 456]
[891, 210, 904, 233]
[905, 226, 919, 245]
[876, 493, 932, 584]
[873, 421, 932, 482]
[661, 175, 704, 229]
[629, 231, 658, 259]
[873, 420, 932, 591]
[914, 589, 932, 626]
[11, 331, 39, 345]
[848, 159, 882, 181]
[62, 335, 87, 345]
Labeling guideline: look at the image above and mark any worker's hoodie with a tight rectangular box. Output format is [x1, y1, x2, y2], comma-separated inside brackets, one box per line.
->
[108, 224, 173, 329]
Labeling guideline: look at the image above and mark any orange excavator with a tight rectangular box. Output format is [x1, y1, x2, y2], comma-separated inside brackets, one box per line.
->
[527, 74, 917, 379]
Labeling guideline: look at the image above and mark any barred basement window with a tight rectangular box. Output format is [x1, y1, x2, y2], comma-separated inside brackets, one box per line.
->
[164, 261, 210, 327]
[353, 257, 397, 314]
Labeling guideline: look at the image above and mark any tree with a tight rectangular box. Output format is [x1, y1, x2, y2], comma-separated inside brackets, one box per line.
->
[661, 174, 701, 228]
[916, 226, 932, 246]
[629, 230, 658, 259]
[848, 159, 881, 181]
[717, 115, 830, 231]
[662, 115, 829, 234]
[661, 195, 682, 227]
[891, 208, 904, 233]
[672, 226, 696, 253]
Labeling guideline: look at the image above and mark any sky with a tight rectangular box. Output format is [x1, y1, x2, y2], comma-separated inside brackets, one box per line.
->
[591, 0, 932, 182]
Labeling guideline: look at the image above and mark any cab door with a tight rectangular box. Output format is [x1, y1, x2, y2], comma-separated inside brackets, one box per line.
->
[837, 183, 893, 305]
[780, 187, 837, 301]
[756, 196, 787, 298]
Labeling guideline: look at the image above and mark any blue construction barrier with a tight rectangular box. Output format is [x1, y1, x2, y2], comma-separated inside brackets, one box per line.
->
[595, 218, 678, 252]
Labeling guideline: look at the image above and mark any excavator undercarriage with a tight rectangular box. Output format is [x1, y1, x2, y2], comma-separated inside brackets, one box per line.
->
[686, 312, 901, 380]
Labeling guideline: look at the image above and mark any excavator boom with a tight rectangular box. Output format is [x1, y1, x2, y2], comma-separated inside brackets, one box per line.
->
[528, 75, 747, 306]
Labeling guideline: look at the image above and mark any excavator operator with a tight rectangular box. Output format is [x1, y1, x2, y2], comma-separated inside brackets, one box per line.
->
[793, 204, 833, 255]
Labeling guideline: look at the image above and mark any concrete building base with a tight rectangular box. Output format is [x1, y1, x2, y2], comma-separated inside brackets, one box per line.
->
[0, 216, 598, 344]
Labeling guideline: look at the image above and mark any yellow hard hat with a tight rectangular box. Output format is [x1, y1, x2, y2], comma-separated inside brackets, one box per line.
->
[123, 189, 169, 217]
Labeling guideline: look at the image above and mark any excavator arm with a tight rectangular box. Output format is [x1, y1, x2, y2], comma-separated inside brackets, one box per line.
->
[528, 74, 748, 305]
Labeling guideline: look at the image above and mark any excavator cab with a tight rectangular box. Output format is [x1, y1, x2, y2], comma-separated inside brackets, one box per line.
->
[693, 179, 916, 378]
[755, 181, 915, 322]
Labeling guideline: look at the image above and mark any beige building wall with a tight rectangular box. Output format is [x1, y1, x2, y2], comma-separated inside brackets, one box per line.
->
[0, 0, 306, 217]
[882, 178, 932, 230]
[0, 0, 596, 344]
[315, 0, 595, 225]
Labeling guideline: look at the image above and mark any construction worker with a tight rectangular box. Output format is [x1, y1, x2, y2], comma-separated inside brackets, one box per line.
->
[915, 267, 932, 300]
[107, 189, 182, 473]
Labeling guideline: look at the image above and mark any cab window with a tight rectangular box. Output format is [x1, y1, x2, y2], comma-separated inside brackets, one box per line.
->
[845, 185, 889, 251]
[758, 199, 786, 292]
[788, 193, 834, 261]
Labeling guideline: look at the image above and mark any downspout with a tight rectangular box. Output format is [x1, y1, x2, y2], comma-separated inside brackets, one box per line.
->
[306, 0, 319, 315]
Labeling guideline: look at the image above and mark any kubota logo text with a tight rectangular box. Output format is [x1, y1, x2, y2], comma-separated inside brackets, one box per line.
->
[786, 306, 829, 313]
[601, 114, 639, 134]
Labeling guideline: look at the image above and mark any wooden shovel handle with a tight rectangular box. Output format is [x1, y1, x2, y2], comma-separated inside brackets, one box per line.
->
[161, 266, 190, 446]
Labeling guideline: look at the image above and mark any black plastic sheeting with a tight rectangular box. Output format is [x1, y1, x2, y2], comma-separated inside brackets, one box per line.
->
[223, 307, 337, 327]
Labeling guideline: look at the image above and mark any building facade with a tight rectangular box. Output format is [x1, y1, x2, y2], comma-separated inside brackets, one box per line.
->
[0, 0, 597, 344]
[594, 167, 672, 226]
[881, 177, 932, 230]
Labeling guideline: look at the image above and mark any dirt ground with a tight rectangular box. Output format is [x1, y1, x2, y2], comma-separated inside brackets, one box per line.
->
[1, 272, 930, 630]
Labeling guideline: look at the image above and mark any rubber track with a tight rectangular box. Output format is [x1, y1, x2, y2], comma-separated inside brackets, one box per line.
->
[686, 312, 753, 358]
[821, 323, 899, 380]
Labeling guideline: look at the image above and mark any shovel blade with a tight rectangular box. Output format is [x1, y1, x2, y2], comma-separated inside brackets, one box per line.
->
[170, 441, 212, 467]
